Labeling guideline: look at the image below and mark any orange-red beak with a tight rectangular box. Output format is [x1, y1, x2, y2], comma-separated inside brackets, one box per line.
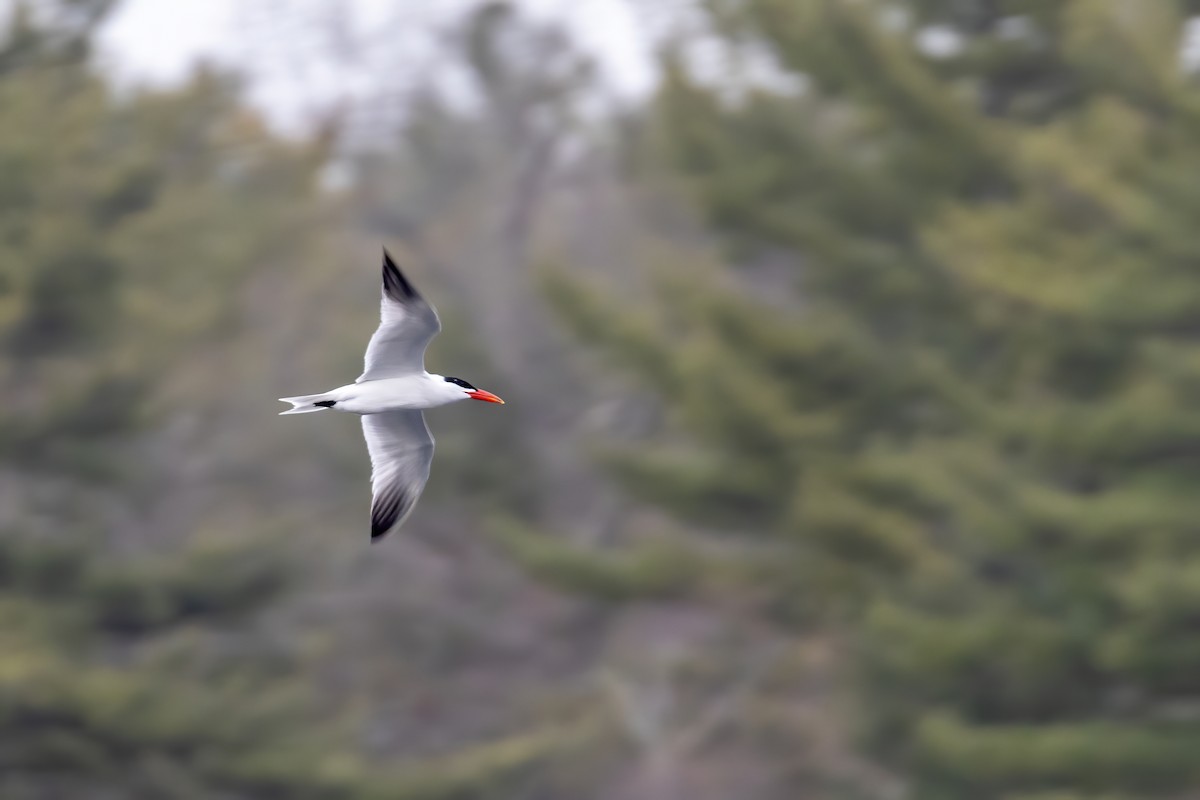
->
[467, 389, 505, 404]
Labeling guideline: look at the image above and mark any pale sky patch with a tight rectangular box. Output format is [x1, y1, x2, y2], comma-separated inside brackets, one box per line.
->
[96, 0, 658, 131]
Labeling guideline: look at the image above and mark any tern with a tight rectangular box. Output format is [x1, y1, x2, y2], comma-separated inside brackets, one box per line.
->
[279, 250, 505, 541]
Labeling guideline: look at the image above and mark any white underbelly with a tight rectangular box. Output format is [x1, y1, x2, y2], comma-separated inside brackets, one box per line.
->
[328, 378, 439, 414]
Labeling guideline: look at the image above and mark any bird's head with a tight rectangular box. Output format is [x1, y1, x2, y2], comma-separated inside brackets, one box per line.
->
[442, 375, 505, 404]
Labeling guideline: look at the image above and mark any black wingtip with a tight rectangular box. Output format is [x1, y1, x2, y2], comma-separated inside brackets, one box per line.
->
[370, 507, 395, 541]
[381, 248, 419, 304]
[370, 483, 410, 542]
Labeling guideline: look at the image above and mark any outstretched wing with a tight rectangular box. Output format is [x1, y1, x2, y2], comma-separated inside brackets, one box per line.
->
[362, 410, 435, 541]
[357, 250, 442, 382]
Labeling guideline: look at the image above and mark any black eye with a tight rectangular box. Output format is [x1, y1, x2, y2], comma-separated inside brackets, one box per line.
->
[443, 376, 476, 390]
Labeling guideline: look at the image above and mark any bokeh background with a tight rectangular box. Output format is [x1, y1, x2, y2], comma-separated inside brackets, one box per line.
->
[5, 1, 1200, 798]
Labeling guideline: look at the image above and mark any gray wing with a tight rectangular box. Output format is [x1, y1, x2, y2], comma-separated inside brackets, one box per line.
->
[363, 410, 435, 541]
[357, 250, 442, 382]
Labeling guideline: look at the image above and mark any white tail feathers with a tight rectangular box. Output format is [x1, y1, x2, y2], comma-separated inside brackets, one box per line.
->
[278, 393, 335, 415]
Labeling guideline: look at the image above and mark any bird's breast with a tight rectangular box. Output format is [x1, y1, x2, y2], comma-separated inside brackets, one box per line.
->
[331, 376, 449, 414]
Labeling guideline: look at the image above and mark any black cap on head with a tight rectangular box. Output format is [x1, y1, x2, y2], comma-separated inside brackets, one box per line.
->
[443, 376, 477, 390]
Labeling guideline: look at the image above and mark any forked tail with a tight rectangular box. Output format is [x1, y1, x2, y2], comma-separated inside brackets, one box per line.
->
[278, 393, 337, 415]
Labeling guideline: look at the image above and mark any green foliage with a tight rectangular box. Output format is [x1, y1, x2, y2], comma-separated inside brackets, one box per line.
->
[490, 518, 702, 602]
[0, 539, 329, 787]
[0, 534, 597, 800]
[0, 6, 334, 484]
[549, 0, 1200, 796]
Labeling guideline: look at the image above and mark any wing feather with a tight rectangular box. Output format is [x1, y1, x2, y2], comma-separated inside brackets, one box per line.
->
[357, 250, 441, 382]
[363, 410, 435, 541]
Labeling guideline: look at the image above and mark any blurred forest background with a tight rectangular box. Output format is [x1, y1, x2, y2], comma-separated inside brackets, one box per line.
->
[6, 0, 1200, 798]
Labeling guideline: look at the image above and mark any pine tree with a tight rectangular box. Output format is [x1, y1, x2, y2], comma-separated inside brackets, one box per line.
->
[0, 4, 599, 797]
[548, 1, 1200, 797]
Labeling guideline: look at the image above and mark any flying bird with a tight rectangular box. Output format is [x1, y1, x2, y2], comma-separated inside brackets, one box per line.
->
[279, 250, 504, 541]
